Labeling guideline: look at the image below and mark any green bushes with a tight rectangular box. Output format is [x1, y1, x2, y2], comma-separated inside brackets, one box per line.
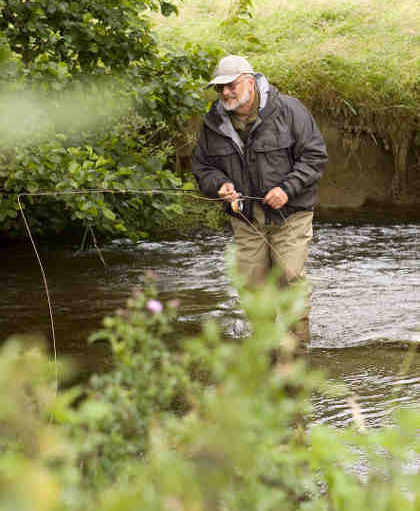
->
[2, 128, 183, 238]
[0, 275, 418, 510]
[0, 0, 218, 240]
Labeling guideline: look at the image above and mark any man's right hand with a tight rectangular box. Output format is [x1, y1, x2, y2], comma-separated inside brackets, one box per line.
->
[218, 182, 239, 202]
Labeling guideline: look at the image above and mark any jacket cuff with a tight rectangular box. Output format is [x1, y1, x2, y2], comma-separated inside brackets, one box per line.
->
[212, 177, 231, 198]
[281, 181, 296, 200]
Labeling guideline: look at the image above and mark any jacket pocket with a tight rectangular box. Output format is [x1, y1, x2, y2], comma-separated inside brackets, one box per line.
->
[207, 138, 236, 156]
[207, 139, 237, 178]
[252, 138, 293, 193]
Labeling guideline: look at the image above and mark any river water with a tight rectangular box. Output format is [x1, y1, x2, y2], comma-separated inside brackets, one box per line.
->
[1, 222, 419, 428]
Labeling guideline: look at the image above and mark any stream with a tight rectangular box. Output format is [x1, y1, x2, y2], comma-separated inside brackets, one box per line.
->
[1, 221, 419, 428]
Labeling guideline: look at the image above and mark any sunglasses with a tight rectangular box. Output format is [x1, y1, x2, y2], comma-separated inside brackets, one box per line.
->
[214, 76, 247, 94]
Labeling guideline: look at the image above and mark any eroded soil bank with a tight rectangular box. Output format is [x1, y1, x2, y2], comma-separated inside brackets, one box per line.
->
[316, 115, 420, 222]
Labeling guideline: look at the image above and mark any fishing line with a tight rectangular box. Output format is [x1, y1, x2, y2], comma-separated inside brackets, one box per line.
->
[235, 201, 289, 264]
[17, 194, 59, 395]
[88, 224, 107, 268]
[14, 187, 286, 392]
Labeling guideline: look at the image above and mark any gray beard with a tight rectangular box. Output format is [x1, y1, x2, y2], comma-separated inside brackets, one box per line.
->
[221, 89, 251, 112]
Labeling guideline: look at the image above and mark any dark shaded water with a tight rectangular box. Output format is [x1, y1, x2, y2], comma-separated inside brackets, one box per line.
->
[1, 223, 419, 427]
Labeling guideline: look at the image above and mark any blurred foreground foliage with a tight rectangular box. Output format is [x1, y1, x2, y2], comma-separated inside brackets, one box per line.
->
[0, 275, 419, 510]
[0, 0, 219, 240]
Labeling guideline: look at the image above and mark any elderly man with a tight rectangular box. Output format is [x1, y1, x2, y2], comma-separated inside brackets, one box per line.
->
[192, 55, 328, 341]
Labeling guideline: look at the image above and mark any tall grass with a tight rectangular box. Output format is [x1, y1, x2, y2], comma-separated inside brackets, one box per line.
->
[153, 0, 419, 114]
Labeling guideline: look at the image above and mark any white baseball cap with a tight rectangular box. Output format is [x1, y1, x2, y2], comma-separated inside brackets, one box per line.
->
[207, 55, 254, 88]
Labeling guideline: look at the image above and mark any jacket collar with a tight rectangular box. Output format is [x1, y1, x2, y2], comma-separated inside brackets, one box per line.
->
[204, 74, 277, 152]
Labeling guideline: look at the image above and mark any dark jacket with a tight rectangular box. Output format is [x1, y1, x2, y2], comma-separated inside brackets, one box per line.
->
[192, 74, 328, 224]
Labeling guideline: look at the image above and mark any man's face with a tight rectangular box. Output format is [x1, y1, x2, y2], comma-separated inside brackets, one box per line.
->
[216, 75, 254, 112]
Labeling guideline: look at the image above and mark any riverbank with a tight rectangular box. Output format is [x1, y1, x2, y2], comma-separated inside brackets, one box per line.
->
[152, 0, 420, 217]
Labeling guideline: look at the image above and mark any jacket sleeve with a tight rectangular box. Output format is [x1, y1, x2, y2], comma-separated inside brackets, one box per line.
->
[280, 99, 328, 200]
[192, 126, 231, 198]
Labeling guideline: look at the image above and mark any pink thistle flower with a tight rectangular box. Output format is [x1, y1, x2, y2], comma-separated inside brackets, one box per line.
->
[146, 299, 163, 314]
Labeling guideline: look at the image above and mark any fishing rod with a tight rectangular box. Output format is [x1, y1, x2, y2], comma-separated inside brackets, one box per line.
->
[1, 186, 262, 198]
[0, 187, 207, 195]
[2, 186, 265, 219]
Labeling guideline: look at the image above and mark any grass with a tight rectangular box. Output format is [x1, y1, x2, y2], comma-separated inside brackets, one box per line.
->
[152, 0, 419, 125]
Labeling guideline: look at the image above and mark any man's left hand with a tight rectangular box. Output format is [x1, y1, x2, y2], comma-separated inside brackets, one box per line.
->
[263, 187, 289, 209]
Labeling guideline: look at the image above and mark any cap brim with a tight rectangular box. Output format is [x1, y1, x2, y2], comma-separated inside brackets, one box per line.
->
[206, 74, 241, 89]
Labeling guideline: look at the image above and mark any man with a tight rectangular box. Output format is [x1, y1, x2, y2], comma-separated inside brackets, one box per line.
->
[192, 55, 328, 341]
